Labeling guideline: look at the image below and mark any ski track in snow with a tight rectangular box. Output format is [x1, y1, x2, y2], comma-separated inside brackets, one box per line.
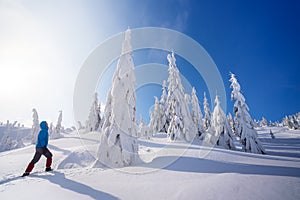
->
[0, 127, 300, 200]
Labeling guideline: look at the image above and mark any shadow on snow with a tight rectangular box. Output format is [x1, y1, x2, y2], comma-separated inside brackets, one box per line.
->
[146, 156, 300, 178]
[31, 171, 119, 200]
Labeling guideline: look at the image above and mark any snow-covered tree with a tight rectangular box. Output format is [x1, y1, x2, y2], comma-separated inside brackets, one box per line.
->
[252, 119, 259, 127]
[51, 111, 64, 139]
[96, 28, 138, 167]
[0, 123, 24, 152]
[282, 116, 289, 127]
[296, 112, 300, 123]
[86, 93, 101, 132]
[269, 120, 276, 127]
[259, 117, 268, 127]
[158, 80, 168, 133]
[149, 96, 165, 135]
[191, 87, 205, 137]
[204, 96, 235, 149]
[100, 90, 113, 131]
[160, 80, 168, 106]
[230, 73, 266, 154]
[165, 52, 196, 142]
[12, 121, 17, 128]
[227, 113, 234, 131]
[203, 92, 211, 130]
[138, 117, 151, 139]
[31, 108, 39, 144]
[287, 115, 299, 129]
[77, 121, 84, 130]
[49, 122, 54, 135]
[56, 110, 62, 133]
[0, 124, 13, 151]
[167, 108, 182, 141]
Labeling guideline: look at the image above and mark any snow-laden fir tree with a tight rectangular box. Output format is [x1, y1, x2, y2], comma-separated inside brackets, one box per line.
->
[159, 80, 168, 132]
[203, 92, 211, 130]
[100, 90, 113, 131]
[86, 93, 101, 132]
[49, 122, 54, 135]
[31, 108, 39, 144]
[204, 96, 235, 149]
[287, 115, 299, 129]
[56, 110, 62, 133]
[165, 52, 196, 142]
[51, 111, 64, 139]
[149, 96, 165, 135]
[77, 121, 84, 130]
[253, 119, 259, 127]
[227, 113, 234, 131]
[0, 122, 13, 151]
[0, 122, 24, 152]
[229, 73, 266, 154]
[96, 28, 138, 167]
[282, 116, 289, 127]
[167, 108, 182, 141]
[191, 87, 205, 137]
[269, 120, 276, 127]
[259, 117, 268, 127]
[138, 117, 151, 139]
[160, 80, 168, 106]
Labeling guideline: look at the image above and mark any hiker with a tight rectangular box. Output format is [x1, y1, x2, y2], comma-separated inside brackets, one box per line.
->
[22, 121, 53, 177]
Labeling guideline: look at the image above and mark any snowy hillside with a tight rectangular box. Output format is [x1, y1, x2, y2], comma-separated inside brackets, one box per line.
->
[1, 127, 299, 200]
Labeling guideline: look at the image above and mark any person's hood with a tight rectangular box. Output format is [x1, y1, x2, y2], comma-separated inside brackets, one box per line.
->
[40, 121, 48, 130]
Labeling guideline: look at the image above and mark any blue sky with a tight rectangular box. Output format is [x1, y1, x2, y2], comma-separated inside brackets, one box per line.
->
[108, 0, 300, 122]
[0, 0, 299, 126]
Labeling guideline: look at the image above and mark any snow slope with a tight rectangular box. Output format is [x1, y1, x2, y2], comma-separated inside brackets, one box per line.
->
[0, 127, 300, 200]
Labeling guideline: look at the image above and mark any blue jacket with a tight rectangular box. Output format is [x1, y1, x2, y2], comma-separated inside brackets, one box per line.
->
[36, 121, 49, 148]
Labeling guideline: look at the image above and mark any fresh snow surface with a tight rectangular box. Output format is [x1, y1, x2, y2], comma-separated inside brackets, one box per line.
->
[1, 127, 300, 200]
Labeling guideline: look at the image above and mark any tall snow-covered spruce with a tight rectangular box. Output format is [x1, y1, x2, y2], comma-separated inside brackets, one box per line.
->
[191, 87, 205, 137]
[56, 110, 63, 133]
[229, 73, 266, 154]
[149, 96, 165, 135]
[205, 96, 235, 150]
[50, 111, 64, 139]
[31, 108, 39, 144]
[165, 52, 196, 142]
[159, 80, 168, 132]
[86, 93, 101, 132]
[96, 28, 138, 167]
[203, 92, 211, 130]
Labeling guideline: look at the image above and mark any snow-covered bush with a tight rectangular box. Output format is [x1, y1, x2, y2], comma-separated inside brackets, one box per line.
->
[230, 73, 266, 154]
